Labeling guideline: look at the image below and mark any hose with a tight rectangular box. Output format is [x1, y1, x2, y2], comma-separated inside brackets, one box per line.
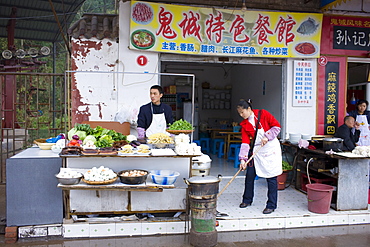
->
[306, 157, 314, 184]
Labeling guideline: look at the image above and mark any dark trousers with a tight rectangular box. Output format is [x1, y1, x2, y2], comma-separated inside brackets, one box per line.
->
[242, 163, 278, 209]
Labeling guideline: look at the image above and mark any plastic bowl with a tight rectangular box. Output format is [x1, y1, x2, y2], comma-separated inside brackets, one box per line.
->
[118, 169, 148, 185]
[149, 170, 180, 185]
[37, 142, 56, 150]
[55, 175, 82, 185]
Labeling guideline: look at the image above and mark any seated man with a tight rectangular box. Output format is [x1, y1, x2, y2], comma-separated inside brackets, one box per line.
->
[334, 116, 360, 151]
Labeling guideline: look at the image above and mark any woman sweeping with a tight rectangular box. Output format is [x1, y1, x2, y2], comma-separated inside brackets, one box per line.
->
[237, 99, 282, 214]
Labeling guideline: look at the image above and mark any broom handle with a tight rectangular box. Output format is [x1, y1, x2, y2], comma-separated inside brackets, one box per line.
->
[217, 145, 263, 198]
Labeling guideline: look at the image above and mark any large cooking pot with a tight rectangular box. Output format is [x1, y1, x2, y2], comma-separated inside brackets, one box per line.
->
[323, 137, 343, 151]
[184, 175, 221, 199]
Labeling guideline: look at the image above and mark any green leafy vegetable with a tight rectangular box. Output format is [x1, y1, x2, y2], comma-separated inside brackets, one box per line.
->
[282, 161, 293, 171]
[167, 119, 193, 130]
[92, 126, 104, 137]
[95, 134, 114, 148]
[75, 124, 93, 135]
[68, 124, 127, 148]
[68, 128, 87, 141]
[83, 135, 97, 145]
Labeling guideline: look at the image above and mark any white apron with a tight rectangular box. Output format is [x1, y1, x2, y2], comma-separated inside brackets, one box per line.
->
[145, 104, 167, 137]
[252, 128, 282, 178]
[356, 115, 370, 146]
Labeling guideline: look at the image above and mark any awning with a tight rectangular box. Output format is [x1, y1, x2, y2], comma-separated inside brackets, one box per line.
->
[0, 0, 86, 43]
[320, 0, 349, 11]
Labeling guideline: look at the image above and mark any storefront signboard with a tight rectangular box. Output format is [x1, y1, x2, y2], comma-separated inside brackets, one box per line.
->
[321, 15, 370, 57]
[129, 1, 323, 58]
[293, 61, 314, 106]
[317, 56, 347, 135]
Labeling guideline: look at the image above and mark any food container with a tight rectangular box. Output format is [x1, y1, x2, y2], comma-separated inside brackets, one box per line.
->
[192, 154, 212, 176]
[150, 170, 180, 185]
[118, 169, 148, 185]
[55, 174, 82, 185]
[184, 174, 221, 198]
[323, 138, 343, 151]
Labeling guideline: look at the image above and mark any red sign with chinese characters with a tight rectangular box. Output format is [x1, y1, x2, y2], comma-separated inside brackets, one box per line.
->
[321, 15, 370, 57]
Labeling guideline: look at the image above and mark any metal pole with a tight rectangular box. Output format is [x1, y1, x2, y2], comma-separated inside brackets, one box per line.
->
[52, 42, 57, 130]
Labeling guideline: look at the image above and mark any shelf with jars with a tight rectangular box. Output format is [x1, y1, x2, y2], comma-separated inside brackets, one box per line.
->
[162, 94, 177, 119]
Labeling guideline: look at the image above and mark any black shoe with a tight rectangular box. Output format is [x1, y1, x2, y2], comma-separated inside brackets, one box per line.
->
[239, 202, 251, 208]
[263, 208, 274, 214]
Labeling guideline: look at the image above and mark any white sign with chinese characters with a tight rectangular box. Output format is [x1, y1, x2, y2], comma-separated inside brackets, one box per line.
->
[293, 60, 314, 106]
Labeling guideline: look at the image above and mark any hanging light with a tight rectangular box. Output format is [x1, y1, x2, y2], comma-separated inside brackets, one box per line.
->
[241, 0, 247, 11]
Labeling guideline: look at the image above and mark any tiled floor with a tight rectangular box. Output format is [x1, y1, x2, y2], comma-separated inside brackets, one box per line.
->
[209, 153, 370, 232]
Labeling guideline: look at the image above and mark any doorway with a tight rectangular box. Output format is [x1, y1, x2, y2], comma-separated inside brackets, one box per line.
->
[347, 59, 370, 114]
[159, 59, 283, 139]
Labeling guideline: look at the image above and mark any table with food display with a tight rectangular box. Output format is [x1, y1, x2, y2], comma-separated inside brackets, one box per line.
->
[7, 120, 202, 226]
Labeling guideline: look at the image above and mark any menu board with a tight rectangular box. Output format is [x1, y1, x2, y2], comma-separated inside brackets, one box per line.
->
[293, 60, 314, 106]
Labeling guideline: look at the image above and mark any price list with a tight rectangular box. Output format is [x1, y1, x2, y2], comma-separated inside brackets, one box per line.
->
[293, 60, 314, 106]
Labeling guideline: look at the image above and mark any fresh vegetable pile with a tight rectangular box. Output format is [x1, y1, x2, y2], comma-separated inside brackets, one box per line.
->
[282, 160, 293, 171]
[68, 124, 127, 148]
[167, 119, 193, 130]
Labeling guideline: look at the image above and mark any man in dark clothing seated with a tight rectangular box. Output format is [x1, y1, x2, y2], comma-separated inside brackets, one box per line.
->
[334, 116, 360, 151]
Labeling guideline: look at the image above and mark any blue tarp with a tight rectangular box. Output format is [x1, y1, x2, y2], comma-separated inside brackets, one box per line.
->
[320, 0, 346, 9]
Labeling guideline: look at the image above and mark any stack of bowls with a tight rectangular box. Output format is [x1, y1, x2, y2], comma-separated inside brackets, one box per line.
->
[289, 133, 301, 144]
[301, 134, 312, 140]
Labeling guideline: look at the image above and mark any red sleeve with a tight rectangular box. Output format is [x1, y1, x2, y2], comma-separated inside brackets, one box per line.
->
[260, 109, 280, 130]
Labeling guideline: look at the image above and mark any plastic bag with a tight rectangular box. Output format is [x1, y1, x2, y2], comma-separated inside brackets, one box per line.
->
[114, 103, 139, 125]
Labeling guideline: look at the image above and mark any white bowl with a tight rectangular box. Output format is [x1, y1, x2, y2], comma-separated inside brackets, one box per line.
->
[37, 142, 56, 150]
[289, 133, 301, 138]
[301, 134, 312, 140]
[149, 170, 180, 185]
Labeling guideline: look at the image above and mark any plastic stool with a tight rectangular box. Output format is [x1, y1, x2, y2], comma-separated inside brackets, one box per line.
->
[211, 138, 224, 154]
[200, 137, 211, 154]
[193, 140, 201, 146]
[228, 143, 241, 162]
[233, 145, 241, 168]
[217, 141, 225, 158]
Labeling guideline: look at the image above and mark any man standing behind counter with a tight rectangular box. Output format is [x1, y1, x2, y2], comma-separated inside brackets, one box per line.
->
[137, 85, 173, 139]
[334, 116, 360, 151]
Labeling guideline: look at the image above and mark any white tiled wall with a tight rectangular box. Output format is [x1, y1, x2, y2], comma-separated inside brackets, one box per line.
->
[63, 223, 89, 238]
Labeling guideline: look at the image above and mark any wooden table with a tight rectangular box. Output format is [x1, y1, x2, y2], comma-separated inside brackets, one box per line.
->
[219, 131, 242, 158]
[206, 128, 232, 139]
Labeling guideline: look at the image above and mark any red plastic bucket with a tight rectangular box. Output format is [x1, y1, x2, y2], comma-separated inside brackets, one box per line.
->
[306, 184, 334, 214]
